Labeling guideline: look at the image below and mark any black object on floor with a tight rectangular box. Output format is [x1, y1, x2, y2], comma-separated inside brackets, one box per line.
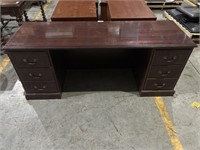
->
[166, 9, 199, 33]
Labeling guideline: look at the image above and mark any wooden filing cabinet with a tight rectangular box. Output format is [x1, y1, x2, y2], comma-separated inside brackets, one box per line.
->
[7, 51, 61, 99]
[140, 49, 193, 96]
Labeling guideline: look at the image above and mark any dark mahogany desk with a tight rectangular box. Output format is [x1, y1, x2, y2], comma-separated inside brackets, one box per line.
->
[51, 0, 97, 21]
[107, 0, 156, 21]
[3, 21, 196, 100]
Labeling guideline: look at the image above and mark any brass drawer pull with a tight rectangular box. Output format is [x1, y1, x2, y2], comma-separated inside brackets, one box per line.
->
[29, 73, 42, 79]
[22, 58, 37, 65]
[158, 71, 171, 77]
[34, 85, 46, 91]
[154, 83, 166, 89]
[163, 56, 177, 63]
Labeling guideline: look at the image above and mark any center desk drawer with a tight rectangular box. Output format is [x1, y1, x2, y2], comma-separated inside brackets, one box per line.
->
[23, 81, 59, 93]
[18, 68, 55, 81]
[8, 52, 51, 68]
[152, 50, 192, 65]
[144, 79, 177, 90]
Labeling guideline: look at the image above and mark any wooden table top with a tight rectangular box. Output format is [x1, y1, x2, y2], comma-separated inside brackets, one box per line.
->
[108, 0, 156, 20]
[0, 0, 23, 7]
[51, 0, 97, 21]
[3, 21, 196, 50]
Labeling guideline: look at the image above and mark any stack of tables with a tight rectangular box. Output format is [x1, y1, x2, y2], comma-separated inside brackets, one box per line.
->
[51, 0, 156, 21]
[107, 0, 156, 21]
[51, 0, 97, 21]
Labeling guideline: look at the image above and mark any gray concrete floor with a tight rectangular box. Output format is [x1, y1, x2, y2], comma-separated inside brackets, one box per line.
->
[0, 0, 200, 150]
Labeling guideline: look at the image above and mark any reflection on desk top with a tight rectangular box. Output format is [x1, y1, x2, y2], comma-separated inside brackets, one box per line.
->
[4, 21, 196, 50]
[0, 0, 22, 6]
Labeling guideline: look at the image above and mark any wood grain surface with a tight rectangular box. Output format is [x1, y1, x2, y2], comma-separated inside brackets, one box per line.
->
[108, 1, 156, 20]
[51, 0, 97, 21]
[3, 21, 196, 50]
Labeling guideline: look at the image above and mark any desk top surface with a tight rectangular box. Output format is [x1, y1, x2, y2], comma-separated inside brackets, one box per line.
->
[51, 0, 97, 21]
[4, 21, 196, 50]
[108, 1, 156, 20]
[0, 0, 23, 7]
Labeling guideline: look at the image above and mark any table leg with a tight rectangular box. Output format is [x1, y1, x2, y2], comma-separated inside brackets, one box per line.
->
[16, 15, 23, 25]
[1, 29, 4, 47]
[24, 11, 30, 21]
[38, 2, 47, 21]
[1, 19, 5, 51]
[1, 18, 5, 25]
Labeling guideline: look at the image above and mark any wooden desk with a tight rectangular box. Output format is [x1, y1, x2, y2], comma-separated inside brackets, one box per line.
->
[3, 21, 196, 99]
[51, 0, 97, 21]
[107, 0, 156, 21]
[1, 0, 47, 22]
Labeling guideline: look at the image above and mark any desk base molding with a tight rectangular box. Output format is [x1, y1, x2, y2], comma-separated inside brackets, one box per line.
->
[25, 92, 61, 100]
[140, 90, 175, 97]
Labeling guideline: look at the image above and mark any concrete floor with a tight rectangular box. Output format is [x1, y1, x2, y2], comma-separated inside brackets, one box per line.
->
[0, 0, 200, 150]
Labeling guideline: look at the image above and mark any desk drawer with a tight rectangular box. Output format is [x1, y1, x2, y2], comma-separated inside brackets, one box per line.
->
[8, 52, 51, 68]
[18, 68, 55, 81]
[23, 81, 59, 93]
[152, 50, 191, 65]
[144, 79, 177, 90]
[148, 66, 183, 78]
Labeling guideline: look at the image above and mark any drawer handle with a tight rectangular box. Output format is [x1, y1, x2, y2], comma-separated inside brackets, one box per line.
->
[29, 73, 42, 79]
[154, 83, 166, 89]
[34, 85, 46, 91]
[158, 71, 171, 77]
[22, 58, 37, 65]
[163, 56, 177, 63]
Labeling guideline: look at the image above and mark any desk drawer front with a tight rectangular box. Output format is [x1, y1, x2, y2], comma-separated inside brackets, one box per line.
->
[18, 68, 55, 81]
[23, 82, 59, 93]
[148, 66, 183, 78]
[152, 50, 191, 65]
[8, 52, 51, 68]
[144, 79, 177, 90]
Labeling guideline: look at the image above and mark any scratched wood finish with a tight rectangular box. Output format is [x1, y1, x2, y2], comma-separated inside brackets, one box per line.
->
[108, 1, 157, 21]
[3, 21, 196, 50]
[51, 0, 97, 21]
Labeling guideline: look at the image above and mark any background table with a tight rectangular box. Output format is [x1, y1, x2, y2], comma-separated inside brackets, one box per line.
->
[1, 0, 47, 22]
[107, 0, 156, 21]
[51, 0, 97, 21]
